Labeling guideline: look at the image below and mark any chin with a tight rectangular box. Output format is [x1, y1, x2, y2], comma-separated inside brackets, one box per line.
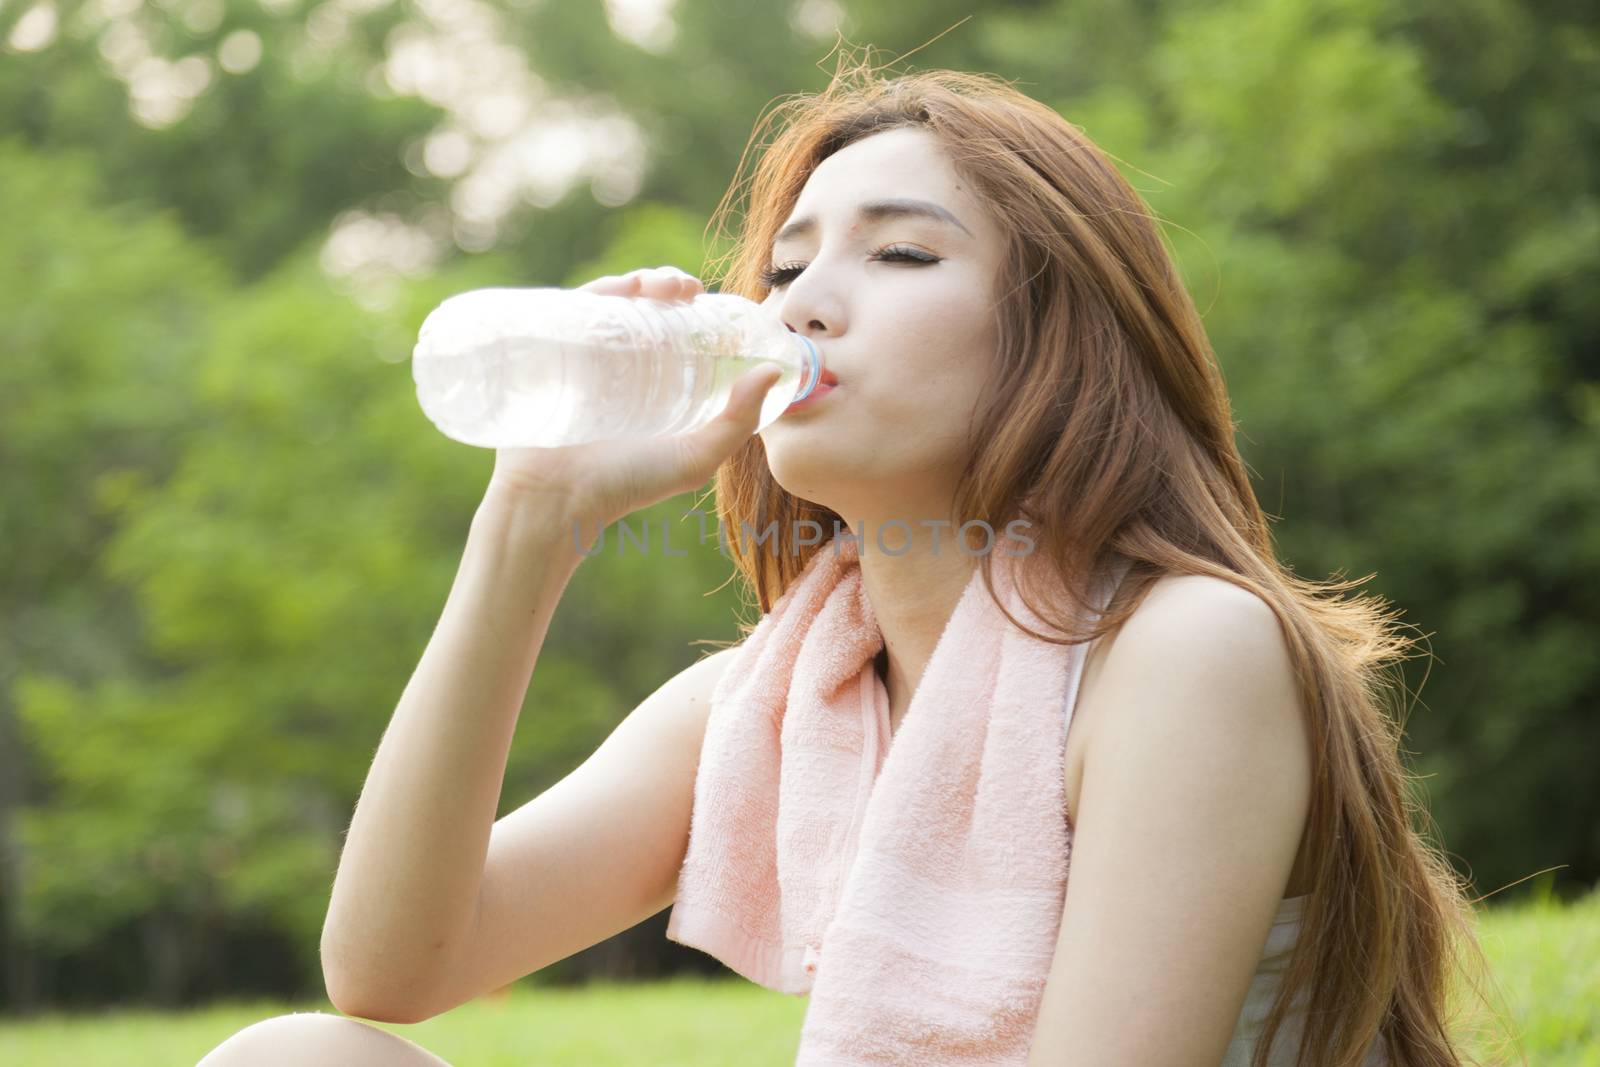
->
[763, 461, 839, 512]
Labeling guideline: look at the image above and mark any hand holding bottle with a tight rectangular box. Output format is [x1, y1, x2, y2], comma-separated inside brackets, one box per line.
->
[486, 266, 786, 529]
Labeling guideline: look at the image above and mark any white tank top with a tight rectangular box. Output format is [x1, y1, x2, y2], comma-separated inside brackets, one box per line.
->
[1221, 893, 1389, 1066]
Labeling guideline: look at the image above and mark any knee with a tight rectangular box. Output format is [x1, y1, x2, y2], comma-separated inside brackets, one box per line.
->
[194, 1011, 380, 1067]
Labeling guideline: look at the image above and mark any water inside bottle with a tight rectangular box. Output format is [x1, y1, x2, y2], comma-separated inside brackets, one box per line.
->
[412, 287, 816, 448]
[416, 334, 804, 449]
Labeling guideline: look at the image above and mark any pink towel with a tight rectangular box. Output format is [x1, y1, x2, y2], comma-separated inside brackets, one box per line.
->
[667, 530, 1130, 1064]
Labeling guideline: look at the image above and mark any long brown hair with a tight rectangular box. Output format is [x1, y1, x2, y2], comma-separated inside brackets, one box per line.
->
[697, 53, 1515, 1067]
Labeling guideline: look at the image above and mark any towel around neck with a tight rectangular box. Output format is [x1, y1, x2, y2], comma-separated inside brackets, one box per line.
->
[667, 530, 1129, 1064]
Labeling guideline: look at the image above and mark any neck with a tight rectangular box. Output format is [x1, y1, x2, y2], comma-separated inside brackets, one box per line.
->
[856, 534, 980, 717]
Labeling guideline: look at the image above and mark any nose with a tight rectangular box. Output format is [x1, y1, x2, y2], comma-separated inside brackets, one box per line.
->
[771, 271, 841, 341]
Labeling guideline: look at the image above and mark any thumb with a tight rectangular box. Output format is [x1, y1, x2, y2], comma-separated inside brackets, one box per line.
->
[671, 363, 786, 472]
[726, 363, 787, 425]
[708, 363, 787, 438]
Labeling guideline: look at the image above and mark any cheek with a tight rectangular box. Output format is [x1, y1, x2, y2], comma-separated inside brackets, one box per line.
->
[875, 290, 998, 412]
[892, 267, 996, 352]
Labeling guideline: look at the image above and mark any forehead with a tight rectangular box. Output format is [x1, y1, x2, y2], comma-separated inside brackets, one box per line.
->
[779, 127, 977, 233]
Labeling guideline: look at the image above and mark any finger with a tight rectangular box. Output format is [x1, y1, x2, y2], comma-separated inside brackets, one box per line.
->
[639, 267, 688, 301]
[723, 364, 785, 424]
[661, 267, 702, 301]
[645, 269, 691, 302]
[577, 273, 642, 296]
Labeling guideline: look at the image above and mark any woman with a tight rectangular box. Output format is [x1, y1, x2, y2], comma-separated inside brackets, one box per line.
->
[197, 65, 1500, 1067]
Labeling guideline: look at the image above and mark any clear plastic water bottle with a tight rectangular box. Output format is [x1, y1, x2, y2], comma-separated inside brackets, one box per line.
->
[411, 287, 822, 449]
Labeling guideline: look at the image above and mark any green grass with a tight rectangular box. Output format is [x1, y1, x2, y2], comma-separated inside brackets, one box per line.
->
[1, 887, 1594, 1066]
[0, 974, 807, 1067]
[1458, 883, 1600, 1066]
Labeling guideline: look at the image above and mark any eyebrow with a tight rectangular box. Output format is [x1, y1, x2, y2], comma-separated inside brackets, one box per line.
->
[770, 197, 974, 250]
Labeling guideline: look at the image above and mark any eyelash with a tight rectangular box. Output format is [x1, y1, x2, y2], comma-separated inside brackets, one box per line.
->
[758, 244, 941, 289]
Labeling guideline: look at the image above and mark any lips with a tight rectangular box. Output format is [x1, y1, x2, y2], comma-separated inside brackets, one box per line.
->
[785, 378, 837, 413]
[818, 367, 839, 387]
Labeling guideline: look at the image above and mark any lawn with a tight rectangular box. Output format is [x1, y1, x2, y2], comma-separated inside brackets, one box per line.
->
[1, 886, 1594, 1066]
[0, 975, 807, 1067]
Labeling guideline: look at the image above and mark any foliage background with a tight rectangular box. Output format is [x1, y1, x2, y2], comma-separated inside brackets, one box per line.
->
[0, 0, 1595, 1014]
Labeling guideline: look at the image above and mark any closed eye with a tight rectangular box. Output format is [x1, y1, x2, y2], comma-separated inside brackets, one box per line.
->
[759, 245, 940, 290]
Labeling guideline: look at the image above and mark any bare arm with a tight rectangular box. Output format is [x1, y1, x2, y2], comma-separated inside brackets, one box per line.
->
[318, 265, 783, 1024]
[1026, 576, 1314, 1067]
[319, 483, 589, 1020]
[412, 641, 736, 1021]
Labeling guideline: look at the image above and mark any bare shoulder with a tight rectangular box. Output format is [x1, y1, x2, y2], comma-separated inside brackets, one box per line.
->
[685, 643, 743, 686]
[1071, 569, 1312, 878]
[1082, 572, 1294, 709]
[1130, 571, 1285, 634]
[660, 644, 743, 741]
[1067, 573, 1304, 827]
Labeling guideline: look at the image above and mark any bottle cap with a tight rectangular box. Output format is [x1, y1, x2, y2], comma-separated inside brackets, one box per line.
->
[791, 334, 822, 401]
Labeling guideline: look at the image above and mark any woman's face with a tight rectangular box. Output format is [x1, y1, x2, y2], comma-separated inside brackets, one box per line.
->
[758, 126, 1007, 525]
